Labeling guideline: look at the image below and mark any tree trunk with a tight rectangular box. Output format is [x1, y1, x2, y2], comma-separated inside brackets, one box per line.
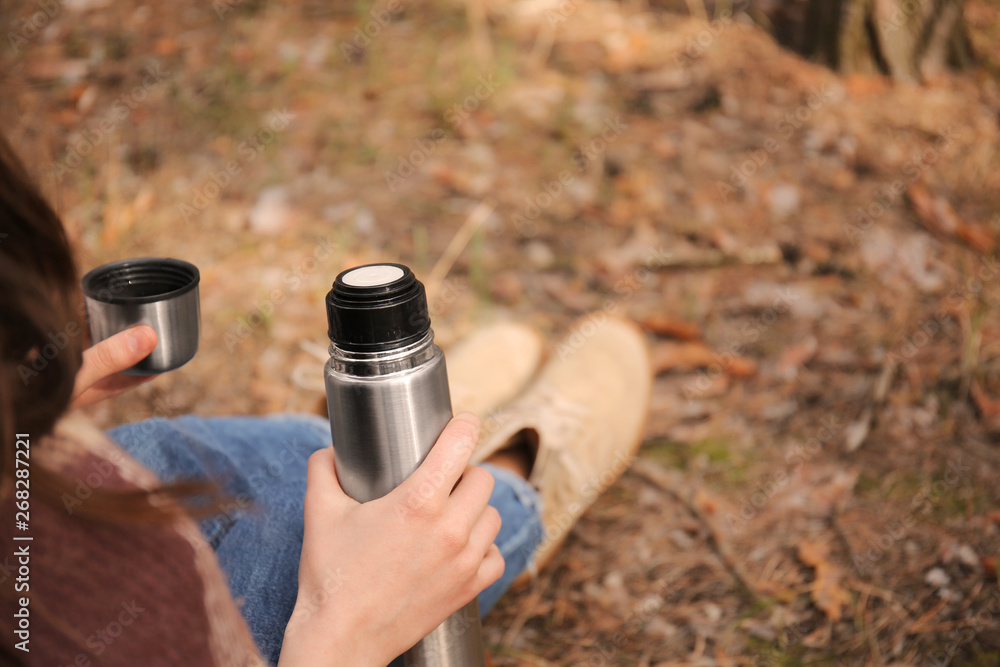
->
[748, 0, 974, 82]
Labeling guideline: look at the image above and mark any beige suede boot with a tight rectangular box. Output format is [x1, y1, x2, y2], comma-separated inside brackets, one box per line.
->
[473, 313, 652, 576]
[445, 321, 545, 417]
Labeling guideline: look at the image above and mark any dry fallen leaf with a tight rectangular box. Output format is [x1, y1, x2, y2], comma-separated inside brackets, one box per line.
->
[694, 489, 720, 515]
[970, 379, 1000, 435]
[651, 341, 757, 378]
[593, 220, 661, 278]
[640, 315, 701, 341]
[844, 408, 873, 453]
[982, 555, 997, 580]
[797, 541, 852, 623]
[775, 335, 818, 381]
[843, 73, 892, 98]
[907, 183, 995, 254]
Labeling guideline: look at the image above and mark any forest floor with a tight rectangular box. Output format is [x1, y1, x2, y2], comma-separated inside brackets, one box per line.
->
[5, 0, 1000, 663]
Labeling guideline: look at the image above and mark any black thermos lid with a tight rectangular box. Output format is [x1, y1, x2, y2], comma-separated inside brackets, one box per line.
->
[325, 263, 431, 351]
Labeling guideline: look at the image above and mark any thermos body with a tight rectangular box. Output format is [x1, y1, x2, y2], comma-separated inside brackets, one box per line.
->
[324, 338, 451, 504]
[323, 264, 487, 667]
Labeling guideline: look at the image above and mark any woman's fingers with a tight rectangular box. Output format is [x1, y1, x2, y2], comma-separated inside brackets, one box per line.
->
[304, 448, 355, 520]
[447, 465, 495, 535]
[79, 325, 158, 385]
[398, 413, 481, 511]
[466, 504, 502, 557]
[71, 325, 158, 407]
[475, 543, 505, 591]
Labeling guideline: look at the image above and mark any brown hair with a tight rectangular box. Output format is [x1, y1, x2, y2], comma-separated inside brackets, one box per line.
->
[0, 133, 208, 523]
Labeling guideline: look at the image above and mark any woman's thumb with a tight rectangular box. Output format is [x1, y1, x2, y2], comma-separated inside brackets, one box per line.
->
[304, 447, 355, 512]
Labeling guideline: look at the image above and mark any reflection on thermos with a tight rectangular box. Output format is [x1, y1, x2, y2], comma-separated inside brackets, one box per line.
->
[323, 263, 487, 667]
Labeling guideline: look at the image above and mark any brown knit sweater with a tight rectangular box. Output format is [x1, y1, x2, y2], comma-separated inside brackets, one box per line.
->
[0, 413, 267, 667]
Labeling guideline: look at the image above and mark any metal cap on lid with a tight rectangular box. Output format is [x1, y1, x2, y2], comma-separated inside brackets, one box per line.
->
[325, 263, 431, 352]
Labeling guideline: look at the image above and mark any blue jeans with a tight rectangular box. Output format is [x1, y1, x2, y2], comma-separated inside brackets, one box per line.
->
[108, 414, 543, 665]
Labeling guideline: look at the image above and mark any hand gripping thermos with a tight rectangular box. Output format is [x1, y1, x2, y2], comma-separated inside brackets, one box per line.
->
[323, 263, 487, 667]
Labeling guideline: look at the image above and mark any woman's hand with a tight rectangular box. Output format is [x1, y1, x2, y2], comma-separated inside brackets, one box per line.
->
[279, 413, 504, 667]
[70, 325, 159, 408]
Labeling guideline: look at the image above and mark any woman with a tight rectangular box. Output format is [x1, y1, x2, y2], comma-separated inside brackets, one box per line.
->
[0, 131, 651, 666]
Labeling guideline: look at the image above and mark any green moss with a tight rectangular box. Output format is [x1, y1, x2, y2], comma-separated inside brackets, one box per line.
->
[746, 636, 844, 666]
[641, 437, 742, 472]
[854, 471, 881, 497]
[747, 637, 808, 666]
[357, 142, 379, 166]
[469, 228, 489, 301]
[695, 437, 734, 464]
[105, 32, 130, 61]
[411, 224, 429, 273]
[641, 437, 752, 491]
[63, 27, 89, 58]
[854, 470, 924, 503]
[968, 651, 1000, 666]
[641, 439, 687, 469]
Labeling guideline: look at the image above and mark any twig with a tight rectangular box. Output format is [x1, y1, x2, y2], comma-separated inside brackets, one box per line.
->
[528, 23, 556, 70]
[844, 578, 910, 619]
[844, 359, 896, 453]
[906, 596, 949, 635]
[500, 564, 556, 647]
[651, 245, 783, 270]
[630, 459, 768, 603]
[425, 199, 494, 303]
[685, 0, 708, 21]
[464, 0, 494, 70]
[490, 645, 557, 666]
[863, 594, 884, 665]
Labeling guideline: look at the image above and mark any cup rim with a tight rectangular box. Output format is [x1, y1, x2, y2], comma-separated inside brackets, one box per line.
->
[82, 257, 200, 306]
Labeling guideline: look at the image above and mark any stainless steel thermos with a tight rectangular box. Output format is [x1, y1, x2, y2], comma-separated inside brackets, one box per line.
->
[323, 263, 487, 667]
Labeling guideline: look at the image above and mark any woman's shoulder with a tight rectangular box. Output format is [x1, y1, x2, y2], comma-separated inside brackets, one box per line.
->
[0, 413, 266, 667]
